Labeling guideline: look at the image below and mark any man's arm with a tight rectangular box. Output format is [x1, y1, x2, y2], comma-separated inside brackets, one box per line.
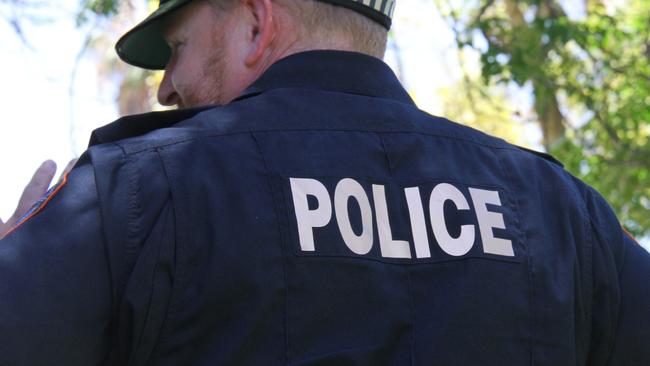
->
[583, 186, 650, 365]
[0, 159, 111, 365]
[606, 234, 650, 364]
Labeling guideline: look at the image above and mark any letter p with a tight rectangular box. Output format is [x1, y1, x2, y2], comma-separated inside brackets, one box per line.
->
[289, 178, 332, 251]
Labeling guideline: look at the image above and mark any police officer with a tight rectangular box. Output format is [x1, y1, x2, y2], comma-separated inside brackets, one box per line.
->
[1, 0, 648, 365]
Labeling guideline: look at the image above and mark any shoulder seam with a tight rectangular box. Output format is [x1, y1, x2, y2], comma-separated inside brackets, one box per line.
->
[514, 146, 564, 167]
[117, 128, 521, 156]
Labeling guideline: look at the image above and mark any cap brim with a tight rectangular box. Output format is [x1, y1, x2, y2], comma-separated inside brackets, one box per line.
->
[115, 0, 193, 70]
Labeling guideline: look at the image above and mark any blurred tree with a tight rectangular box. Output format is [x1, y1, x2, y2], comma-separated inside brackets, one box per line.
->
[77, 0, 162, 116]
[0, 0, 156, 152]
[437, 71, 526, 145]
[0, 0, 55, 47]
[436, 0, 650, 236]
[2, 0, 162, 149]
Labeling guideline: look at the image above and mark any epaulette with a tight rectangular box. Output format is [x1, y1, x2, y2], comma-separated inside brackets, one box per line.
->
[515, 146, 564, 168]
[88, 106, 211, 147]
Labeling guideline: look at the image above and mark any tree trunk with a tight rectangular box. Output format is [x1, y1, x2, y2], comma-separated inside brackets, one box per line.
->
[504, 0, 566, 149]
[532, 79, 565, 149]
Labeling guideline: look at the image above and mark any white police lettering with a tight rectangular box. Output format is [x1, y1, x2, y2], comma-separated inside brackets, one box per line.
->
[373, 184, 412, 259]
[289, 178, 516, 258]
[468, 188, 515, 257]
[430, 183, 475, 257]
[335, 178, 374, 255]
[290, 178, 332, 252]
[404, 187, 431, 258]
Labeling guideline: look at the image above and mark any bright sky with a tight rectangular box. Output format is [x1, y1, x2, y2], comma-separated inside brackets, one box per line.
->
[0, 0, 647, 249]
[0, 0, 122, 219]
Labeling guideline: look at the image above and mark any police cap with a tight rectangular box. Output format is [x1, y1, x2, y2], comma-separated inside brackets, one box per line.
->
[115, 0, 396, 70]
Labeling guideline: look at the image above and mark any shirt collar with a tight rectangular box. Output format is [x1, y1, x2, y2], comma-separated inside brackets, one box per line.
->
[235, 50, 415, 105]
[89, 51, 413, 146]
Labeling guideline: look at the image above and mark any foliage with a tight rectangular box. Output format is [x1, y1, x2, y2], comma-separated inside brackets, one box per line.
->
[75, 0, 163, 115]
[0, 0, 57, 46]
[436, 0, 650, 237]
[77, 0, 120, 25]
[436, 68, 526, 145]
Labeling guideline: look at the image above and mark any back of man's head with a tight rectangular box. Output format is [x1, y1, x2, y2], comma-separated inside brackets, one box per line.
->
[277, 0, 389, 58]
[117, 0, 394, 70]
[208, 0, 389, 58]
[117, 0, 395, 107]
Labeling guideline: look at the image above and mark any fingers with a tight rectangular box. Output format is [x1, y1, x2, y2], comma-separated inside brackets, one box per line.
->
[1, 159, 73, 240]
[0, 217, 7, 239]
[59, 158, 78, 182]
[12, 160, 58, 221]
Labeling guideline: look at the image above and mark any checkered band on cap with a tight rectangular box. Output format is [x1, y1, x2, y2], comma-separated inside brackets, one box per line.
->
[317, 0, 396, 29]
[116, 0, 397, 69]
[353, 0, 396, 19]
[156, 0, 397, 29]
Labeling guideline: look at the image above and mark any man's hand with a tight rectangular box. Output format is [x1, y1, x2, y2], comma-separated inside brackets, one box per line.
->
[0, 159, 76, 240]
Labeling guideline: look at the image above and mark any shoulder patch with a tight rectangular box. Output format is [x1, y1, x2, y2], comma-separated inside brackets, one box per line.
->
[623, 226, 640, 245]
[516, 146, 564, 167]
[5, 172, 69, 236]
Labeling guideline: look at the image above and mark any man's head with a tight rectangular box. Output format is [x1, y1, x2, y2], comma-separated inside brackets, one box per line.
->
[116, 0, 395, 108]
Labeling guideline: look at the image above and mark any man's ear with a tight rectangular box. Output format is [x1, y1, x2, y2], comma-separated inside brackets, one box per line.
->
[243, 0, 276, 67]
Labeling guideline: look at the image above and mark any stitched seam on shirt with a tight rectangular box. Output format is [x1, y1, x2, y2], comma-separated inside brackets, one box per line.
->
[130, 199, 172, 366]
[566, 177, 596, 362]
[145, 147, 185, 360]
[377, 130, 413, 363]
[494, 148, 534, 365]
[120, 129, 520, 156]
[406, 266, 415, 366]
[579, 187, 594, 356]
[578, 186, 620, 365]
[89, 147, 126, 363]
[376, 132, 394, 176]
[587, 216, 619, 365]
[251, 132, 290, 366]
[236, 87, 417, 107]
[603, 229, 625, 366]
[124, 155, 143, 288]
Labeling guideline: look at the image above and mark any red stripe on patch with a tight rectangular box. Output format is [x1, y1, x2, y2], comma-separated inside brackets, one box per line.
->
[5, 172, 69, 237]
[622, 227, 640, 245]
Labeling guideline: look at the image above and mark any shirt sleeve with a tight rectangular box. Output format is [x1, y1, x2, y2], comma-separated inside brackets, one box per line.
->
[583, 185, 650, 365]
[0, 159, 112, 365]
[607, 234, 650, 364]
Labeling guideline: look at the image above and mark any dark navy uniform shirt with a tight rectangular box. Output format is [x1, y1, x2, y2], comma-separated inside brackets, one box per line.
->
[1, 51, 648, 366]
